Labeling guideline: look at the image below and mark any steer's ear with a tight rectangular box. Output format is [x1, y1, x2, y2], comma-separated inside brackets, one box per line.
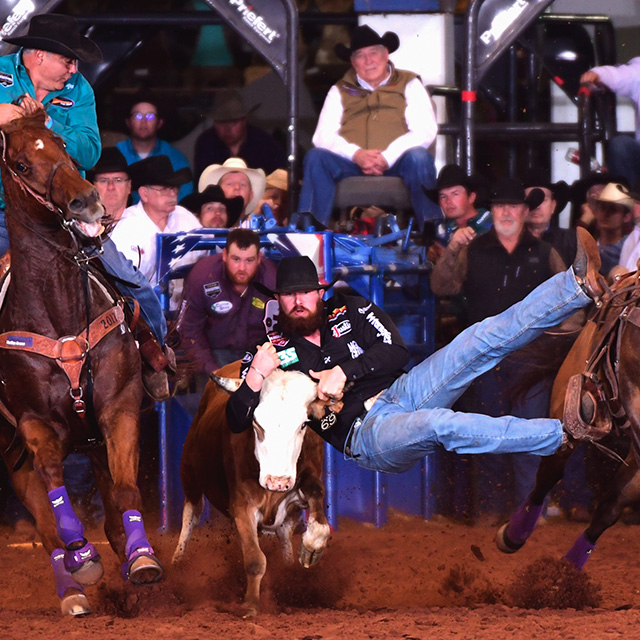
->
[308, 397, 344, 420]
[210, 373, 243, 394]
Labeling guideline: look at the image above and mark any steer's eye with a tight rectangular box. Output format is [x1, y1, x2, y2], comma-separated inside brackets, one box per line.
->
[15, 162, 28, 173]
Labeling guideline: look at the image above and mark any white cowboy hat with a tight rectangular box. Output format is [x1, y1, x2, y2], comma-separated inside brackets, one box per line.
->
[198, 158, 266, 215]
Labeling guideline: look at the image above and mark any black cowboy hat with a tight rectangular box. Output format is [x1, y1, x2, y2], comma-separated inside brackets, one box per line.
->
[255, 256, 337, 297]
[491, 177, 545, 210]
[128, 155, 192, 191]
[87, 147, 129, 181]
[179, 185, 244, 227]
[210, 88, 259, 122]
[3, 14, 102, 64]
[334, 25, 400, 62]
[523, 170, 570, 214]
[423, 164, 478, 203]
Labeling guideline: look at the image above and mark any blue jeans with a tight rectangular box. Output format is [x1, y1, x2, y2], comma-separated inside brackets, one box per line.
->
[297, 147, 440, 228]
[347, 269, 590, 473]
[98, 239, 167, 343]
[607, 135, 640, 187]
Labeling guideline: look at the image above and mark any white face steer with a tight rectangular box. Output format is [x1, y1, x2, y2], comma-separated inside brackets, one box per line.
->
[252, 370, 318, 492]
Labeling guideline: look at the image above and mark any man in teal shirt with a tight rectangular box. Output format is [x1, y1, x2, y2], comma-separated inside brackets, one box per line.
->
[0, 14, 171, 398]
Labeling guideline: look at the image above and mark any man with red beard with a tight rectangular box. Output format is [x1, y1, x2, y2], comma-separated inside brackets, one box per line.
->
[226, 243, 607, 473]
[179, 229, 276, 380]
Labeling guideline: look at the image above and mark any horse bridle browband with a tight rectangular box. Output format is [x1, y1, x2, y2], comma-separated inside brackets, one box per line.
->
[0, 127, 77, 217]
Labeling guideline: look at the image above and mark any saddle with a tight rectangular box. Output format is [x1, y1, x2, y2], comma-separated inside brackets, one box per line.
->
[563, 270, 640, 443]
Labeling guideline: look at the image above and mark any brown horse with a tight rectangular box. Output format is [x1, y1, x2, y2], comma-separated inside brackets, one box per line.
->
[0, 111, 162, 616]
[495, 269, 640, 569]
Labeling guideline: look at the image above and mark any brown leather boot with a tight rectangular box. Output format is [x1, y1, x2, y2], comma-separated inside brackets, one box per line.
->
[138, 331, 176, 402]
[573, 228, 606, 302]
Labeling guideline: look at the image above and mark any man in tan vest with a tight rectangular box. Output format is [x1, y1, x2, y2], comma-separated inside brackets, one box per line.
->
[297, 25, 440, 229]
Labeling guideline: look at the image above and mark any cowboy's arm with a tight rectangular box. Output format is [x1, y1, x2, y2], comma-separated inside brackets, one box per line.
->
[312, 85, 361, 160]
[46, 76, 101, 171]
[382, 78, 437, 167]
[583, 57, 640, 102]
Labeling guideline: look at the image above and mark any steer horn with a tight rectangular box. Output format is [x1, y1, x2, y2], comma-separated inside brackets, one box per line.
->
[210, 373, 243, 393]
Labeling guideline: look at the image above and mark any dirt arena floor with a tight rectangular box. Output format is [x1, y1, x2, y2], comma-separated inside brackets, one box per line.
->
[2, 511, 640, 639]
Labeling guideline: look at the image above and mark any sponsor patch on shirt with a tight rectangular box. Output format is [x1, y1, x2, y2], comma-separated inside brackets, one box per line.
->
[267, 331, 289, 347]
[331, 319, 351, 338]
[347, 340, 364, 359]
[50, 96, 74, 108]
[365, 310, 392, 344]
[203, 281, 221, 298]
[211, 300, 233, 314]
[327, 305, 347, 321]
[0, 72, 13, 88]
[251, 297, 265, 310]
[358, 303, 372, 314]
[278, 346, 299, 368]
[241, 351, 253, 363]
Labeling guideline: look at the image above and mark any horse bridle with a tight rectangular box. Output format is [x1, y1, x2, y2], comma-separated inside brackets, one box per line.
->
[0, 127, 78, 218]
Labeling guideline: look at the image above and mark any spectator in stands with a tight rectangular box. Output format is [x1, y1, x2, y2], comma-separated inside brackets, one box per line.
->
[193, 88, 287, 184]
[611, 182, 640, 274]
[261, 169, 289, 226]
[581, 58, 640, 187]
[431, 178, 564, 519]
[179, 228, 276, 384]
[424, 164, 492, 265]
[109, 155, 201, 309]
[570, 173, 610, 233]
[180, 184, 244, 229]
[117, 89, 193, 203]
[523, 172, 576, 267]
[297, 25, 440, 229]
[198, 157, 266, 228]
[89, 147, 131, 225]
[592, 182, 633, 278]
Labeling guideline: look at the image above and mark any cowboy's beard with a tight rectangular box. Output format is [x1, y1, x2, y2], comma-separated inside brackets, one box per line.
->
[278, 296, 324, 337]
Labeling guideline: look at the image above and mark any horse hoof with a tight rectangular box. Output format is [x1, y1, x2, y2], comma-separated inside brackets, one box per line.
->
[495, 523, 524, 554]
[71, 559, 104, 586]
[128, 554, 164, 585]
[61, 592, 92, 616]
[298, 544, 324, 568]
[242, 605, 259, 619]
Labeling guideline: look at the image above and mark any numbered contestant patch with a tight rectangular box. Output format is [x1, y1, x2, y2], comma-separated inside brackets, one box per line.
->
[278, 347, 299, 368]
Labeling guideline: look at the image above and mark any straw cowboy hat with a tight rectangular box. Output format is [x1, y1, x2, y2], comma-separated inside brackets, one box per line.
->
[198, 158, 266, 215]
[596, 182, 634, 211]
[3, 14, 102, 64]
[266, 169, 288, 192]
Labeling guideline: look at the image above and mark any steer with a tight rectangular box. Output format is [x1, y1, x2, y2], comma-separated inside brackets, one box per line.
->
[171, 361, 332, 617]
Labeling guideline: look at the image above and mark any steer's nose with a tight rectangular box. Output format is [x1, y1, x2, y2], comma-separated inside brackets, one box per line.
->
[265, 475, 292, 492]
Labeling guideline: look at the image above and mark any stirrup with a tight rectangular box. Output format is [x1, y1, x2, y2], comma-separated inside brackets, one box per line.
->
[563, 374, 612, 441]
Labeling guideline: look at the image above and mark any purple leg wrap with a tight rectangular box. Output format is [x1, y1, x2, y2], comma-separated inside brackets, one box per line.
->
[123, 509, 154, 558]
[564, 532, 596, 570]
[506, 497, 544, 545]
[51, 548, 84, 599]
[64, 541, 101, 574]
[48, 486, 84, 547]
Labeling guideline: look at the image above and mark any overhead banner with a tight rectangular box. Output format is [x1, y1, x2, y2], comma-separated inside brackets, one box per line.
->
[475, 0, 554, 81]
[204, 0, 291, 84]
[0, 0, 63, 56]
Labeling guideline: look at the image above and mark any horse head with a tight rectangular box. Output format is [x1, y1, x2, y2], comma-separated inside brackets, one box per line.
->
[0, 109, 104, 239]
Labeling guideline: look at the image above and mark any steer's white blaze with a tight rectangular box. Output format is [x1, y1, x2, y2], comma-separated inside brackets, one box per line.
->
[252, 370, 318, 490]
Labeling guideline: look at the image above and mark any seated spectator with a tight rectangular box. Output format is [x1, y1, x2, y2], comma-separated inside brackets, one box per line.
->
[261, 168, 289, 226]
[109, 155, 201, 309]
[117, 89, 194, 203]
[180, 185, 244, 229]
[297, 25, 440, 229]
[592, 182, 633, 277]
[193, 88, 287, 184]
[198, 157, 266, 228]
[424, 164, 492, 264]
[179, 228, 276, 384]
[615, 182, 640, 273]
[570, 173, 611, 232]
[88, 147, 131, 225]
[523, 172, 576, 267]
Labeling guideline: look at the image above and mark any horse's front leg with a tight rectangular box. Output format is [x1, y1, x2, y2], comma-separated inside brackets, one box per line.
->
[565, 451, 640, 569]
[19, 417, 99, 615]
[102, 408, 163, 584]
[496, 445, 574, 553]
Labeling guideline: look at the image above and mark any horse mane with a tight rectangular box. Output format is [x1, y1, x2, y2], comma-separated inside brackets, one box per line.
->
[3, 108, 47, 133]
